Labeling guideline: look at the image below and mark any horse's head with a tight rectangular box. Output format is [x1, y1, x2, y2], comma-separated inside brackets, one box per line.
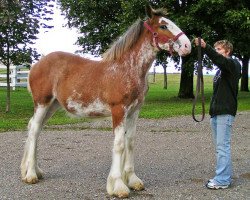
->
[144, 5, 191, 56]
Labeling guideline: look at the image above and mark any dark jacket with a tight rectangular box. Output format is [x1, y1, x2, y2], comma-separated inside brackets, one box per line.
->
[204, 44, 241, 117]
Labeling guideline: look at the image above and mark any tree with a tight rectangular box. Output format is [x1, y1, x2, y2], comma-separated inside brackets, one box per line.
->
[0, 0, 54, 112]
[224, 7, 249, 91]
[240, 56, 249, 91]
[188, 0, 249, 92]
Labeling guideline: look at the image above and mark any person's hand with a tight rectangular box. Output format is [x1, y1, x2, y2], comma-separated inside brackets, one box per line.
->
[194, 38, 206, 48]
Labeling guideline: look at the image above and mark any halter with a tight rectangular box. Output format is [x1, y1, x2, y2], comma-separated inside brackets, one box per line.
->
[143, 21, 184, 54]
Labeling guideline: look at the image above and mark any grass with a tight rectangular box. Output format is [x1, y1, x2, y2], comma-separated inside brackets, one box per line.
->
[0, 74, 249, 132]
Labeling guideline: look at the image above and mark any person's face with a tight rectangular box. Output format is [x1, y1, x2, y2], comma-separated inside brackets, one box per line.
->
[214, 45, 230, 57]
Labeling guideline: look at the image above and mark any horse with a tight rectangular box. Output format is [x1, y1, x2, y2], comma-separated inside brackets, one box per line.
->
[21, 5, 191, 198]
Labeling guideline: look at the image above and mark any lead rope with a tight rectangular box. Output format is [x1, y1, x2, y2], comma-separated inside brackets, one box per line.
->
[192, 37, 205, 122]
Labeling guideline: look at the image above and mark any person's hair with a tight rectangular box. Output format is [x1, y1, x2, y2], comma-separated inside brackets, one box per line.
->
[214, 40, 233, 56]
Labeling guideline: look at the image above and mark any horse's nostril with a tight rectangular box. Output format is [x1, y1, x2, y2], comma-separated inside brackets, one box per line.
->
[185, 44, 188, 48]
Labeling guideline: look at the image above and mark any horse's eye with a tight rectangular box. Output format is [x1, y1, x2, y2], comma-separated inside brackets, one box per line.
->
[160, 25, 168, 30]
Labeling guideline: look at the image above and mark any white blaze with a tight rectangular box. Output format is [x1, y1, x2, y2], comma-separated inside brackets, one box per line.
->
[159, 17, 191, 56]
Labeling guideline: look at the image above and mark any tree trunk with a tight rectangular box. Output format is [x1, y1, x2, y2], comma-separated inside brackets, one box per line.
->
[6, 63, 11, 112]
[163, 65, 167, 89]
[178, 57, 194, 98]
[6, 33, 11, 112]
[240, 56, 249, 92]
[153, 66, 156, 83]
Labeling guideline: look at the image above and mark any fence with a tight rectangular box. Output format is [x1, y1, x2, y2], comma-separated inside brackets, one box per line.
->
[0, 65, 30, 90]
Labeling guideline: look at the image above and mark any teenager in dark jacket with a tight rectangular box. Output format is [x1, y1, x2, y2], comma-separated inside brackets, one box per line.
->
[194, 38, 241, 189]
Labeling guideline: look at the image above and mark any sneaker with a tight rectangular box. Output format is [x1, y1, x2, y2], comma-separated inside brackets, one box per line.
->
[205, 179, 230, 190]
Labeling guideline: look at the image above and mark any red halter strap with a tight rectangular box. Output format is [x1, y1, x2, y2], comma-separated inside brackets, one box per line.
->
[143, 21, 184, 54]
[173, 32, 184, 42]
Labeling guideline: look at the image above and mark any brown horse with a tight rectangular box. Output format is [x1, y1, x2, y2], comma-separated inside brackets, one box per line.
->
[21, 5, 191, 198]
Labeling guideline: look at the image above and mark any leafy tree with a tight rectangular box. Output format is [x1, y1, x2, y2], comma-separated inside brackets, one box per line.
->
[225, 7, 250, 91]
[0, 0, 54, 112]
[188, 0, 249, 91]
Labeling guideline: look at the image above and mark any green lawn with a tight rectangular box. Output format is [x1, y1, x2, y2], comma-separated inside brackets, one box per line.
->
[0, 74, 249, 132]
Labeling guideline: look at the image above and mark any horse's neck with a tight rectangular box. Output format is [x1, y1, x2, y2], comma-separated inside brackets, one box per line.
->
[122, 39, 157, 77]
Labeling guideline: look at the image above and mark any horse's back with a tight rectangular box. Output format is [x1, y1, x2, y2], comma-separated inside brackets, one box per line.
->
[29, 51, 92, 106]
[31, 51, 89, 74]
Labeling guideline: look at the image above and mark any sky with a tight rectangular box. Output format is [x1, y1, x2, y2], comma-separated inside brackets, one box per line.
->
[35, 4, 79, 56]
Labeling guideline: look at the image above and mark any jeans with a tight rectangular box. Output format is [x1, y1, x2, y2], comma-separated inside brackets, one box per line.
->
[210, 115, 235, 185]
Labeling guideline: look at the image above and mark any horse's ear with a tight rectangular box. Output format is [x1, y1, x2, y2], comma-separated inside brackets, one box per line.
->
[145, 5, 154, 18]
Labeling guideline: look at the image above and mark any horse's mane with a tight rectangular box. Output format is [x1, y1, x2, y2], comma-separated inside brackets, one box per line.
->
[102, 19, 144, 61]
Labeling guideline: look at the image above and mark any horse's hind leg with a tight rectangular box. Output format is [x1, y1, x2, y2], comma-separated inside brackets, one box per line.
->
[42, 100, 60, 126]
[21, 104, 51, 183]
[123, 110, 144, 191]
[33, 100, 60, 179]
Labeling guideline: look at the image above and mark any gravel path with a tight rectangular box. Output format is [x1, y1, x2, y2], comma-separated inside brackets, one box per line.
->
[0, 112, 249, 199]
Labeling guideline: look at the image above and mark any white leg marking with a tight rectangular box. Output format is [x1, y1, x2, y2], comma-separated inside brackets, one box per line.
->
[21, 105, 48, 183]
[107, 123, 130, 198]
[124, 110, 144, 191]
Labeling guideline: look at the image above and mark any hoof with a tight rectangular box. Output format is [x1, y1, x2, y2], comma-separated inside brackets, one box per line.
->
[113, 181, 130, 198]
[21, 165, 43, 183]
[128, 175, 144, 191]
[107, 177, 130, 198]
[22, 176, 39, 184]
[36, 167, 44, 179]
[114, 191, 129, 198]
[130, 182, 144, 191]
[113, 185, 130, 198]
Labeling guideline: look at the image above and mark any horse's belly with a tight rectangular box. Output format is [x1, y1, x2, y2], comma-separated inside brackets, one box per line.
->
[66, 98, 111, 117]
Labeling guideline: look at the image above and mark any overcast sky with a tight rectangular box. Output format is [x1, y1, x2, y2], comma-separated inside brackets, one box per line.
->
[35, 4, 79, 56]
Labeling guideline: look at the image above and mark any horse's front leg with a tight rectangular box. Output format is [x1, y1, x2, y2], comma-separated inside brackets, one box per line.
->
[107, 107, 130, 198]
[123, 110, 144, 191]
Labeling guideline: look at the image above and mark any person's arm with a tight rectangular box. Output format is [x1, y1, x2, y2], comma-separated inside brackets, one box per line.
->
[204, 44, 236, 73]
[194, 38, 235, 73]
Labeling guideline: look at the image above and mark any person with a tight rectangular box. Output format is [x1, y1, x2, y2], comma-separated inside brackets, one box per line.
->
[194, 38, 241, 189]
